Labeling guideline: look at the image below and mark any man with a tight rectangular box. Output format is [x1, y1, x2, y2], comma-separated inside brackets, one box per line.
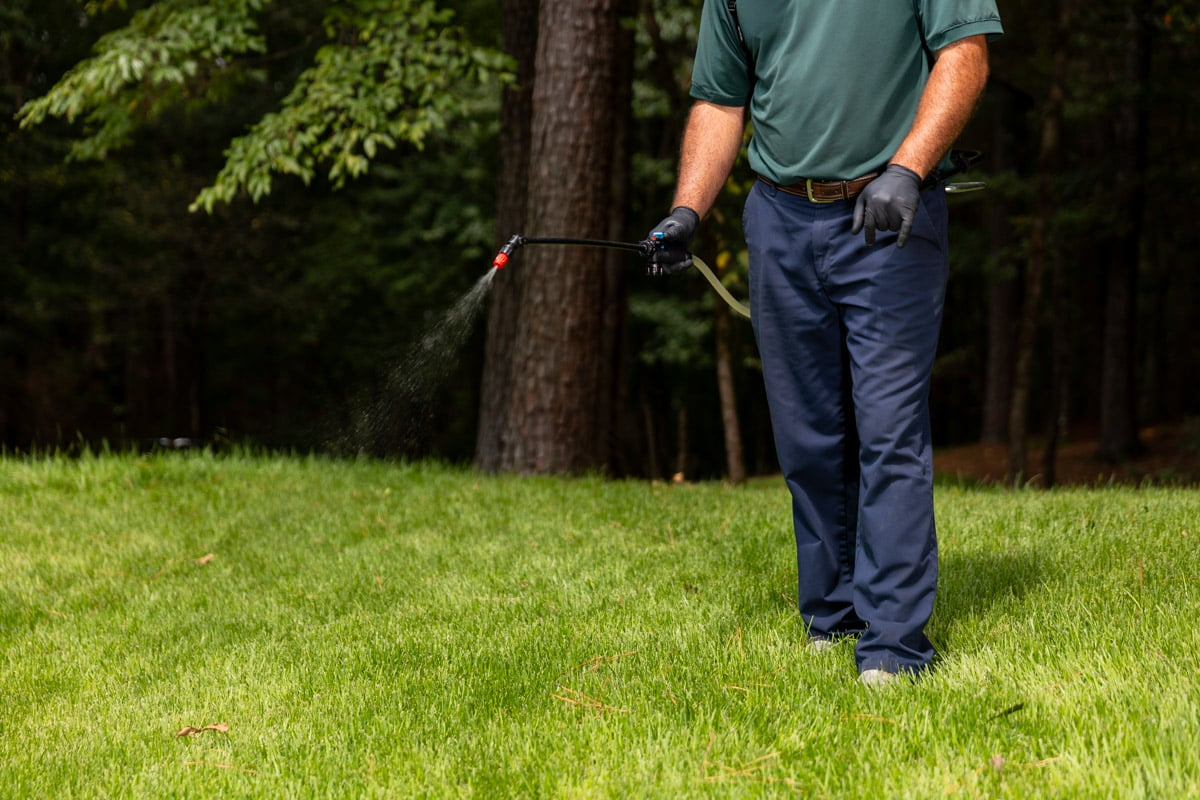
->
[649, 2, 1003, 686]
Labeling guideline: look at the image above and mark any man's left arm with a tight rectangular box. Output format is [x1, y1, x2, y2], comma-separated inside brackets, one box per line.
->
[891, 35, 991, 178]
[853, 35, 991, 247]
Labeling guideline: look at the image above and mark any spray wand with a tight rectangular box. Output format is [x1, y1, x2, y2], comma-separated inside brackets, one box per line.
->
[491, 233, 752, 319]
[491, 234, 655, 269]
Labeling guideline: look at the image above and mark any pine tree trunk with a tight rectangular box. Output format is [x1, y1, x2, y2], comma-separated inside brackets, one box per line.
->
[475, 0, 538, 471]
[497, 0, 623, 473]
[982, 272, 1018, 444]
[1040, 246, 1072, 488]
[714, 298, 746, 484]
[599, 0, 635, 474]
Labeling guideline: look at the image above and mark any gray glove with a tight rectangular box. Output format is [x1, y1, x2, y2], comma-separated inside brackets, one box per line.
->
[852, 164, 922, 248]
[646, 206, 699, 276]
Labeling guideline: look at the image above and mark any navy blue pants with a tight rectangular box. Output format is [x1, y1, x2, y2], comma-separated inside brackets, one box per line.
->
[745, 179, 949, 674]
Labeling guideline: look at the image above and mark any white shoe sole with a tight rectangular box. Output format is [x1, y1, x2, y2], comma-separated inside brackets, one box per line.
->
[859, 668, 899, 687]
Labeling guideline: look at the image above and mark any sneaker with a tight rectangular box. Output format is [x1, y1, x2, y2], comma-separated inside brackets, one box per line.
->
[808, 636, 837, 652]
[859, 668, 898, 687]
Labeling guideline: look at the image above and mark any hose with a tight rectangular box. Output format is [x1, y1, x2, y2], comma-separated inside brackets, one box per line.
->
[691, 255, 751, 319]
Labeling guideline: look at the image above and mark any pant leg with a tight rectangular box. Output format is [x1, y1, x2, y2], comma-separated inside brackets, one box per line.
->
[745, 181, 865, 638]
[822, 187, 950, 673]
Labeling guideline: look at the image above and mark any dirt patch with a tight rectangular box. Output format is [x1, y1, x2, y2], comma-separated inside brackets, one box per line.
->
[934, 423, 1200, 487]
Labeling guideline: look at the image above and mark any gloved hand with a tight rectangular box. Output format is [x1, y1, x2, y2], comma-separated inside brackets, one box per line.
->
[851, 164, 922, 248]
[645, 206, 700, 276]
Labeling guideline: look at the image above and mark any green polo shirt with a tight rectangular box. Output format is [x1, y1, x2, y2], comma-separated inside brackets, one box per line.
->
[690, 0, 1003, 183]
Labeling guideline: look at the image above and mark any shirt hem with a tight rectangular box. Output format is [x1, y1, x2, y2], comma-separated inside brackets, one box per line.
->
[688, 85, 749, 109]
[926, 19, 1004, 52]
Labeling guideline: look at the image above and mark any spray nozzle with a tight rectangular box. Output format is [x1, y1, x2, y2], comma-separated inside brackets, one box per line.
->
[492, 234, 525, 269]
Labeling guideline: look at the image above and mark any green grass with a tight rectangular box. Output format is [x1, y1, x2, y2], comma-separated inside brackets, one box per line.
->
[1, 453, 1198, 798]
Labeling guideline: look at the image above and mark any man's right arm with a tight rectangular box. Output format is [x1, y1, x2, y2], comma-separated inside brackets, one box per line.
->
[646, 100, 745, 275]
[671, 100, 746, 218]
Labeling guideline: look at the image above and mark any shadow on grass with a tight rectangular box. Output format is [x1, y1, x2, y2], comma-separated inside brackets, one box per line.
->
[711, 533, 1052, 659]
[932, 544, 1048, 652]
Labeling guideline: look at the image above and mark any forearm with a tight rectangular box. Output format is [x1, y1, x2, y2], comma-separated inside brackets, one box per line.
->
[671, 100, 746, 216]
[890, 36, 990, 179]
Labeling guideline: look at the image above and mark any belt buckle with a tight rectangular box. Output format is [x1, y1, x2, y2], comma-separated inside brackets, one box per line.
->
[805, 178, 835, 204]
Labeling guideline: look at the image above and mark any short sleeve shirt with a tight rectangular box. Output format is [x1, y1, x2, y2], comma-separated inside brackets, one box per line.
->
[690, 1, 1004, 183]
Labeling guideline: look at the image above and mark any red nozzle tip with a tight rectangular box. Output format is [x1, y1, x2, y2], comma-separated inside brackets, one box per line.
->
[492, 253, 509, 269]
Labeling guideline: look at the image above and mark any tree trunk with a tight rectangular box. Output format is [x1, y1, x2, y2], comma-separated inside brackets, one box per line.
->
[982, 263, 1019, 445]
[980, 83, 1024, 445]
[1007, 0, 1073, 485]
[475, 0, 538, 471]
[496, 0, 624, 473]
[714, 297, 746, 484]
[674, 405, 688, 479]
[1040, 245, 1072, 488]
[640, 391, 661, 479]
[600, 0, 635, 474]
[1098, 3, 1151, 462]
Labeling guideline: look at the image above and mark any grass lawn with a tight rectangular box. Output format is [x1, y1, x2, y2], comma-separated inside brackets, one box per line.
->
[1, 453, 1198, 798]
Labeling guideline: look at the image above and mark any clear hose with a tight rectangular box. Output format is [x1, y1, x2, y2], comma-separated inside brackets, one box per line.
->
[691, 255, 751, 319]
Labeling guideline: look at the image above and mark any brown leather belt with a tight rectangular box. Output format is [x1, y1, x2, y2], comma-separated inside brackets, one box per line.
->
[758, 173, 879, 203]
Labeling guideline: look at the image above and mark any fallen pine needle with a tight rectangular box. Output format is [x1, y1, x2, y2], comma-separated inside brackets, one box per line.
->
[551, 685, 629, 714]
[704, 750, 781, 782]
[702, 731, 786, 784]
[973, 753, 1063, 775]
[175, 723, 230, 737]
[573, 650, 638, 672]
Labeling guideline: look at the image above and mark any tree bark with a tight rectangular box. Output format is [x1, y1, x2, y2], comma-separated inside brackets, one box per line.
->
[714, 298, 746, 484]
[496, 0, 624, 473]
[600, 0, 635, 475]
[1040, 244, 1072, 488]
[982, 271, 1019, 445]
[674, 405, 688, 479]
[475, 0, 538, 471]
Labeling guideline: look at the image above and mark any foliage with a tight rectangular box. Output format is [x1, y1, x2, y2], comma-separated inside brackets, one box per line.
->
[16, 0, 271, 161]
[2, 454, 1200, 796]
[16, 0, 512, 209]
[193, 0, 511, 210]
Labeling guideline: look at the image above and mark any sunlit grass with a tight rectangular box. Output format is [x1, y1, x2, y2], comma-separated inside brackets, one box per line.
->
[1, 453, 1198, 798]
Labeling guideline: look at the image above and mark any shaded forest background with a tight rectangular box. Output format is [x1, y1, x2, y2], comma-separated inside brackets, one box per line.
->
[2, 0, 1198, 484]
